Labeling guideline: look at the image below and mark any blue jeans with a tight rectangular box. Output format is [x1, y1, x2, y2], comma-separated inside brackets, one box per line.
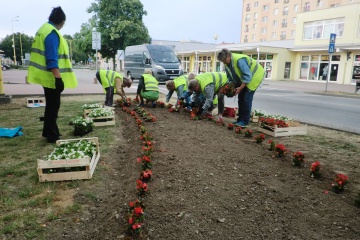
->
[236, 87, 255, 124]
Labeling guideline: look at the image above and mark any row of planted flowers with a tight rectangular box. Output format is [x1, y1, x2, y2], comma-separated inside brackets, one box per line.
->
[120, 105, 157, 237]
[162, 101, 350, 196]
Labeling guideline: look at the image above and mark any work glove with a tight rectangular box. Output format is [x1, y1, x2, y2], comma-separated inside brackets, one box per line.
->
[55, 78, 64, 92]
[191, 102, 196, 108]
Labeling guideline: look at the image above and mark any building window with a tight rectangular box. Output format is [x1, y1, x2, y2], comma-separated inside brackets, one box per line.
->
[280, 31, 286, 40]
[274, 8, 278, 15]
[272, 32, 277, 38]
[284, 0, 289, 3]
[294, 4, 299, 12]
[283, 6, 288, 15]
[244, 25, 249, 32]
[261, 27, 267, 34]
[254, 1, 258, 7]
[245, 14, 250, 22]
[330, 4, 339, 8]
[252, 34, 256, 40]
[244, 35, 248, 43]
[292, 30, 296, 37]
[273, 20, 277, 27]
[260, 38, 266, 42]
[304, 2, 310, 12]
[303, 18, 345, 40]
[263, 5, 269, 11]
[246, 3, 251, 11]
[282, 19, 287, 28]
[262, 16, 268, 23]
[253, 23, 257, 29]
[293, 17, 297, 24]
[253, 12, 258, 20]
[317, 0, 323, 7]
[275, 0, 279, 3]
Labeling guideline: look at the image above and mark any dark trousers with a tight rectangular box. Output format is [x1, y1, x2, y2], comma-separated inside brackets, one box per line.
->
[42, 78, 64, 141]
[96, 71, 114, 106]
[236, 88, 255, 125]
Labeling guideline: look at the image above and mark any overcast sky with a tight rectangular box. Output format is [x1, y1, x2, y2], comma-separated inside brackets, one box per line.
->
[0, 0, 242, 44]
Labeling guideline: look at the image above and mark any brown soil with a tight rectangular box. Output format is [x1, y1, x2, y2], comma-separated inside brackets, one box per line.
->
[43, 100, 360, 240]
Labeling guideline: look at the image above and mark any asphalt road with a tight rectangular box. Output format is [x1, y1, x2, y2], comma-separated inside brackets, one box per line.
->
[224, 87, 360, 134]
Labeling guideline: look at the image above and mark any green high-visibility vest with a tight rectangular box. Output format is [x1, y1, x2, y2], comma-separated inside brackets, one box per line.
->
[143, 74, 159, 92]
[195, 72, 228, 95]
[27, 23, 77, 89]
[225, 53, 264, 91]
[174, 75, 188, 91]
[99, 69, 123, 93]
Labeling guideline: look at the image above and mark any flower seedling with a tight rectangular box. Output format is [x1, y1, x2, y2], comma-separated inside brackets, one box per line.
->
[274, 143, 287, 157]
[227, 123, 234, 130]
[244, 129, 253, 138]
[292, 151, 305, 167]
[310, 161, 321, 178]
[268, 139, 276, 151]
[235, 126, 242, 134]
[331, 173, 349, 193]
[254, 133, 265, 144]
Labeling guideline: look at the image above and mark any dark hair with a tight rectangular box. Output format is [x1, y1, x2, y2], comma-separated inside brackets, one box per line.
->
[217, 48, 231, 61]
[48, 6, 66, 24]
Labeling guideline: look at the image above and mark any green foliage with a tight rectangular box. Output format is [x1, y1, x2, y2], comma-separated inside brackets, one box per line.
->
[87, 0, 150, 69]
[0, 33, 33, 64]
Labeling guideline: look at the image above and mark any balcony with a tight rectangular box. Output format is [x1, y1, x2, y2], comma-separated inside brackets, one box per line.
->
[244, 29, 249, 32]
[280, 35, 286, 40]
[283, 11, 288, 15]
[243, 38, 248, 43]
[303, 7, 310, 12]
[246, 7, 251, 12]
[281, 23, 287, 28]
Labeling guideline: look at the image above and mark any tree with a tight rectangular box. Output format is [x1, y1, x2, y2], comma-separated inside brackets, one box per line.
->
[73, 21, 97, 64]
[87, 0, 150, 70]
[0, 33, 33, 64]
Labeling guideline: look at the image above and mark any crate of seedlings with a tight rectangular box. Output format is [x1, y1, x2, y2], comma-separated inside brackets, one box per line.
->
[86, 107, 115, 126]
[257, 117, 307, 137]
[26, 97, 46, 107]
[82, 103, 103, 117]
[37, 137, 100, 182]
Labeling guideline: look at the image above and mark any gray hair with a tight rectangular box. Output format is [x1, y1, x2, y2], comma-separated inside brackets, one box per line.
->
[187, 72, 197, 81]
[188, 79, 199, 92]
[217, 48, 231, 61]
[165, 80, 174, 90]
[144, 68, 153, 74]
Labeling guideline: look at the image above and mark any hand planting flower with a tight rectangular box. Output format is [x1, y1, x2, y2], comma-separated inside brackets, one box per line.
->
[274, 143, 287, 157]
[254, 133, 265, 144]
[332, 173, 349, 193]
[216, 118, 225, 126]
[244, 129, 253, 138]
[220, 83, 235, 97]
[292, 151, 305, 167]
[309, 161, 321, 178]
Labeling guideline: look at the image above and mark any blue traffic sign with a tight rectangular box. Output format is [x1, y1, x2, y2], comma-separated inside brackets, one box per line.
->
[328, 33, 336, 54]
[328, 43, 335, 54]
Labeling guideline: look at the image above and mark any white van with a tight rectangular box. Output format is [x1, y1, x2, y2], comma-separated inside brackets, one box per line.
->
[124, 44, 183, 83]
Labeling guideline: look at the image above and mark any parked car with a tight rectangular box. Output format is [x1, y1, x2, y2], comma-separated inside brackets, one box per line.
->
[2, 63, 11, 71]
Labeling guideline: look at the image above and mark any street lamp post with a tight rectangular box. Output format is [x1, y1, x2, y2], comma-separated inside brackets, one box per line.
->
[20, 32, 23, 65]
[181, 40, 184, 72]
[11, 16, 19, 65]
[213, 34, 218, 71]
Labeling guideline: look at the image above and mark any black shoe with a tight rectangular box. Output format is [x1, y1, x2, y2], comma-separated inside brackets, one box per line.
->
[47, 137, 60, 143]
[39, 117, 45, 121]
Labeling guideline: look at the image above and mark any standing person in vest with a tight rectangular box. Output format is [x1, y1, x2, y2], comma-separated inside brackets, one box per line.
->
[95, 69, 132, 106]
[187, 72, 228, 118]
[165, 72, 196, 108]
[136, 69, 159, 107]
[28, 6, 77, 143]
[217, 48, 265, 128]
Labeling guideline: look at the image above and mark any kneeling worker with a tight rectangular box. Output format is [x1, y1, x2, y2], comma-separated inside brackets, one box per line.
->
[165, 72, 196, 108]
[95, 69, 132, 106]
[136, 68, 159, 107]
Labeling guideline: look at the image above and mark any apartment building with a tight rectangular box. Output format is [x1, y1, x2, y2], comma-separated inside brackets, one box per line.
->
[241, 0, 360, 43]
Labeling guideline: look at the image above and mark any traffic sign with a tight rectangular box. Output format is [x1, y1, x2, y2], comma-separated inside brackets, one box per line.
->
[328, 33, 336, 54]
[92, 31, 101, 50]
[328, 43, 335, 54]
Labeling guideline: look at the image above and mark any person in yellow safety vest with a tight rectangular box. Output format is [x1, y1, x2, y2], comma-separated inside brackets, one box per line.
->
[165, 72, 196, 108]
[95, 69, 132, 106]
[217, 48, 265, 128]
[187, 72, 228, 118]
[27, 6, 78, 143]
[136, 68, 159, 107]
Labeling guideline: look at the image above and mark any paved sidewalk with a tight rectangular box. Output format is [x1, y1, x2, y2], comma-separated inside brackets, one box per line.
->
[2, 78, 359, 98]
